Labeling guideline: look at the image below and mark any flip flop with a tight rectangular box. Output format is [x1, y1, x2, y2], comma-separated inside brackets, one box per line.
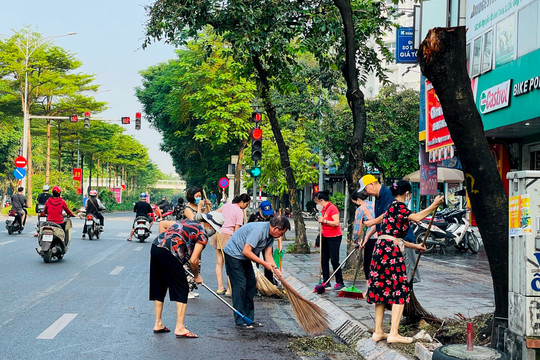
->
[176, 331, 198, 338]
[153, 327, 170, 334]
[236, 323, 255, 329]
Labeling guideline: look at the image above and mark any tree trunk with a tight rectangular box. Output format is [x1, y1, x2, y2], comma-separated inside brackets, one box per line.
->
[334, 0, 368, 264]
[419, 26, 508, 348]
[57, 122, 62, 171]
[26, 124, 33, 208]
[234, 138, 248, 197]
[252, 55, 309, 253]
[46, 119, 51, 184]
[97, 158, 100, 192]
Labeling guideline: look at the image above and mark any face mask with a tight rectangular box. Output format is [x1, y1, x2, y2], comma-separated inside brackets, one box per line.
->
[316, 204, 323, 211]
[194, 198, 201, 205]
[205, 227, 216, 237]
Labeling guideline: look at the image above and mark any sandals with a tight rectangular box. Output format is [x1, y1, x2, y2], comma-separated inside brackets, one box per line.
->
[175, 331, 198, 338]
[236, 322, 263, 329]
[153, 327, 170, 334]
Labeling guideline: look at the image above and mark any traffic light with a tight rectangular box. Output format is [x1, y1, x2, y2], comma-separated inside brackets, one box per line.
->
[84, 111, 91, 129]
[69, 115, 78, 123]
[121, 117, 131, 124]
[135, 112, 141, 130]
[251, 125, 262, 162]
[250, 166, 261, 178]
[251, 112, 262, 123]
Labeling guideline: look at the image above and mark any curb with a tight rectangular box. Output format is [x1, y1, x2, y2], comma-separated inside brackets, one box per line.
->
[285, 275, 412, 360]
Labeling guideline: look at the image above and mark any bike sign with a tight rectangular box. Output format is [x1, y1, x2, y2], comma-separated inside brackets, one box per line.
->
[13, 167, 26, 179]
[218, 177, 229, 189]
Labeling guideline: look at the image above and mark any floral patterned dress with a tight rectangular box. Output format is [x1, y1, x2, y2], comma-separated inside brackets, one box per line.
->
[366, 200, 413, 305]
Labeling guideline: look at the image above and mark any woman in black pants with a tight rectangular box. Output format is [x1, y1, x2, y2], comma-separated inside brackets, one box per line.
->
[314, 191, 344, 290]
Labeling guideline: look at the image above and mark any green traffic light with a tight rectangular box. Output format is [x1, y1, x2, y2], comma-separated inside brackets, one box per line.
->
[251, 166, 261, 177]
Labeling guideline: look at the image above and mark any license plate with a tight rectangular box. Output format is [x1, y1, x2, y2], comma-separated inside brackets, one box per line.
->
[86, 220, 94, 225]
[138, 229, 145, 235]
[39, 217, 47, 222]
[7, 216, 14, 222]
[42, 234, 53, 242]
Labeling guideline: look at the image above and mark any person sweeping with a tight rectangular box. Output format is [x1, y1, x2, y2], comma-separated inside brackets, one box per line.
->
[366, 180, 443, 344]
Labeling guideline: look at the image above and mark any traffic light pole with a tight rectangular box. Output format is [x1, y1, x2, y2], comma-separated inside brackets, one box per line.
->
[252, 176, 257, 210]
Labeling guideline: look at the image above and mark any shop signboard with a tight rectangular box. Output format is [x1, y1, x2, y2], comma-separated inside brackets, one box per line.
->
[425, 80, 454, 162]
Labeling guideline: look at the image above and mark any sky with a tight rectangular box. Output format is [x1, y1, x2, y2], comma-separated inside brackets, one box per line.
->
[0, 0, 179, 174]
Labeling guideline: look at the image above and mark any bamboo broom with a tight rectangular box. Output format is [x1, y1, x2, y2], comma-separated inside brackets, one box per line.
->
[404, 209, 441, 323]
[252, 263, 284, 297]
[273, 270, 329, 335]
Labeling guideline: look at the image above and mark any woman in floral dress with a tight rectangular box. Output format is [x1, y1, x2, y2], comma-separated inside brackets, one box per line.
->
[366, 180, 444, 344]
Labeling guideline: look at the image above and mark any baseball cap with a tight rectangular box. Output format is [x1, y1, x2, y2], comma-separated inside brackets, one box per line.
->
[260, 200, 274, 216]
[200, 211, 224, 234]
[358, 174, 377, 192]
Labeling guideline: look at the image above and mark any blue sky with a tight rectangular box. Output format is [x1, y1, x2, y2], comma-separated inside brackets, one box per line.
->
[0, 0, 178, 174]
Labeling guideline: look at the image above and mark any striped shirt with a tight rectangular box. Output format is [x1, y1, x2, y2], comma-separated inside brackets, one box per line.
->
[353, 200, 375, 243]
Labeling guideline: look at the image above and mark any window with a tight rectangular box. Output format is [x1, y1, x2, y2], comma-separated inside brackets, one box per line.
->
[471, 36, 482, 77]
[466, 42, 471, 76]
[481, 30, 493, 73]
[386, 41, 396, 64]
[518, 0, 540, 57]
[495, 14, 516, 67]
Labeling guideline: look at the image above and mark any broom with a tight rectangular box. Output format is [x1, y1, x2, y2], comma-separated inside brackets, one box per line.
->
[403, 209, 440, 323]
[252, 263, 284, 297]
[338, 245, 364, 299]
[273, 270, 329, 335]
[314, 247, 358, 294]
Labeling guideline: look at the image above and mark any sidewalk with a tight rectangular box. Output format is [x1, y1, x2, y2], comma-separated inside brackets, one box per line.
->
[280, 222, 494, 360]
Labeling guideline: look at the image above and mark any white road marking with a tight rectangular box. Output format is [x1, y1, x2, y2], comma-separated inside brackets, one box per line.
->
[37, 313, 77, 339]
[0, 240, 16, 246]
[109, 266, 125, 275]
[134, 246, 143, 251]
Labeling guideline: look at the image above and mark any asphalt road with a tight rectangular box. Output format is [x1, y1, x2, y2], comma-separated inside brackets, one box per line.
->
[0, 212, 309, 360]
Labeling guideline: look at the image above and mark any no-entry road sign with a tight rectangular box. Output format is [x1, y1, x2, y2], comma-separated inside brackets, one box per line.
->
[14, 156, 27, 168]
[13, 167, 26, 180]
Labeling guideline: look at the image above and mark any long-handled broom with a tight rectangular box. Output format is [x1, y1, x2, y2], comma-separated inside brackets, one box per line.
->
[252, 263, 284, 297]
[273, 270, 329, 335]
[314, 247, 358, 294]
[404, 209, 441, 323]
[184, 269, 253, 326]
[338, 246, 364, 299]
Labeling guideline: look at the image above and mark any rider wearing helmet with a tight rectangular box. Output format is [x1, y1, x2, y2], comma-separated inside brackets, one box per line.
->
[44, 186, 76, 231]
[82, 189, 106, 238]
[36, 185, 52, 212]
[127, 192, 154, 241]
[11, 186, 28, 229]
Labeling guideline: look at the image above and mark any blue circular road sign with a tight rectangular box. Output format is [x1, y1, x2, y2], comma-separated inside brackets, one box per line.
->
[13, 167, 26, 179]
[218, 177, 229, 189]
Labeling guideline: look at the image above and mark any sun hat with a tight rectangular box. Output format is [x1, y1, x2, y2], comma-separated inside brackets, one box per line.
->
[260, 200, 274, 216]
[358, 174, 377, 192]
[200, 211, 224, 234]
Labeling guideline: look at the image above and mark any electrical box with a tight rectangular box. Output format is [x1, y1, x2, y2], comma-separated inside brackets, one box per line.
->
[507, 171, 540, 337]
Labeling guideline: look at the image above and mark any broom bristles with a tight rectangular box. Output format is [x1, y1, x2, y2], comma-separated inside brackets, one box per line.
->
[253, 265, 284, 298]
[275, 272, 329, 334]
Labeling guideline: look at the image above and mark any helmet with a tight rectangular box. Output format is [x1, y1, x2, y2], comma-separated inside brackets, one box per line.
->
[89, 189, 97, 196]
[140, 192, 147, 199]
[43, 184, 50, 191]
[52, 186, 61, 194]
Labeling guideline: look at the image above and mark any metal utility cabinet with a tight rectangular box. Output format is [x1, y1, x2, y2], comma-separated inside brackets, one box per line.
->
[507, 171, 540, 359]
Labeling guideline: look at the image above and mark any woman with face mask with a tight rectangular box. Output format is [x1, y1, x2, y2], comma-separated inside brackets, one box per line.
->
[149, 211, 224, 338]
[184, 187, 212, 220]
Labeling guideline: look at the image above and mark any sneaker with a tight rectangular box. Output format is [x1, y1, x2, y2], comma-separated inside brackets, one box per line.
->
[81, 234, 86, 239]
[189, 291, 199, 298]
[216, 289, 227, 295]
[99, 226, 104, 232]
[323, 282, 331, 289]
[333, 283, 345, 291]
[188, 293, 196, 299]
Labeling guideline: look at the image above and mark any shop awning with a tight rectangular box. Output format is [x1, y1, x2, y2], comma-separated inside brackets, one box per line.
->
[403, 167, 464, 183]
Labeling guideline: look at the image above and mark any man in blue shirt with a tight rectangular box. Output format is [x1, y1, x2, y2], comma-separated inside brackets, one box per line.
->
[224, 216, 290, 328]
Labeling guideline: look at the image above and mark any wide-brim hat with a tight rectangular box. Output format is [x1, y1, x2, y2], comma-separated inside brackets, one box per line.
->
[260, 200, 274, 216]
[201, 211, 224, 234]
[358, 174, 377, 193]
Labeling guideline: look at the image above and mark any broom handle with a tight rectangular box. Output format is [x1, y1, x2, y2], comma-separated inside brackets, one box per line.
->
[318, 224, 323, 283]
[184, 268, 253, 325]
[352, 247, 362, 287]
[322, 247, 358, 285]
[409, 208, 438, 283]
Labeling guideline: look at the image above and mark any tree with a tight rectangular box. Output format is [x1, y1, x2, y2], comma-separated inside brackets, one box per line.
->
[418, 26, 508, 347]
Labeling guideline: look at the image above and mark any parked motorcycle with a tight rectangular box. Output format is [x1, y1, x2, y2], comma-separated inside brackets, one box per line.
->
[6, 209, 24, 235]
[302, 208, 319, 221]
[133, 216, 151, 242]
[160, 209, 175, 221]
[413, 209, 480, 254]
[36, 218, 72, 263]
[84, 214, 102, 240]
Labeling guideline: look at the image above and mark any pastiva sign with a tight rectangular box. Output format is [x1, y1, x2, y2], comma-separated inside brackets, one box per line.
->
[479, 79, 512, 114]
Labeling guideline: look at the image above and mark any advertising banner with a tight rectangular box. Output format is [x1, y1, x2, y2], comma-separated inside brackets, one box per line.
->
[425, 80, 454, 155]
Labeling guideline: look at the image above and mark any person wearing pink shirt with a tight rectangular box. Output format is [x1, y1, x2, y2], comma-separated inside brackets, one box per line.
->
[213, 194, 251, 294]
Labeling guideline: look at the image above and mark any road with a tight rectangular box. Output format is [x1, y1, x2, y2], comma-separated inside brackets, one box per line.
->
[0, 212, 307, 360]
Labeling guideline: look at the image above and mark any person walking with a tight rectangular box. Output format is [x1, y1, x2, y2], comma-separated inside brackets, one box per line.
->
[224, 216, 290, 328]
[213, 193, 251, 295]
[150, 211, 224, 338]
[314, 190, 345, 291]
[366, 180, 443, 344]
[351, 190, 376, 288]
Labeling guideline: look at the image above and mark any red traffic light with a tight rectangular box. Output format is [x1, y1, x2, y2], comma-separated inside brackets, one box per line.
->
[121, 117, 131, 124]
[135, 112, 141, 119]
[252, 128, 262, 140]
[251, 112, 262, 122]
[70, 115, 78, 123]
[84, 111, 91, 118]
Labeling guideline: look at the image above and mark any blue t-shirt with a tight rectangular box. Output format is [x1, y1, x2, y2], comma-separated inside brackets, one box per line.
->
[224, 222, 275, 260]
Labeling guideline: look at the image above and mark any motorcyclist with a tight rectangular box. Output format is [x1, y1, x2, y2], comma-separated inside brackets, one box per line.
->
[44, 186, 76, 232]
[34, 185, 53, 236]
[82, 189, 106, 238]
[173, 197, 186, 220]
[127, 192, 154, 241]
[10, 186, 27, 229]
[157, 196, 171, 213]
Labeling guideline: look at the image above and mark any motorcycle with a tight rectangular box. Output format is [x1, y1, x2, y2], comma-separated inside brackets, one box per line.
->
[413, 209, 480, 254]
[302, 208, 319, 221]
[84, 214, 102, 240]
[6, 209, 24, 235]
[36, 218, 72, 263]
[35, 204, 47, 236]
[160, 209, 175, 220]
[133, 216, 151, 242]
